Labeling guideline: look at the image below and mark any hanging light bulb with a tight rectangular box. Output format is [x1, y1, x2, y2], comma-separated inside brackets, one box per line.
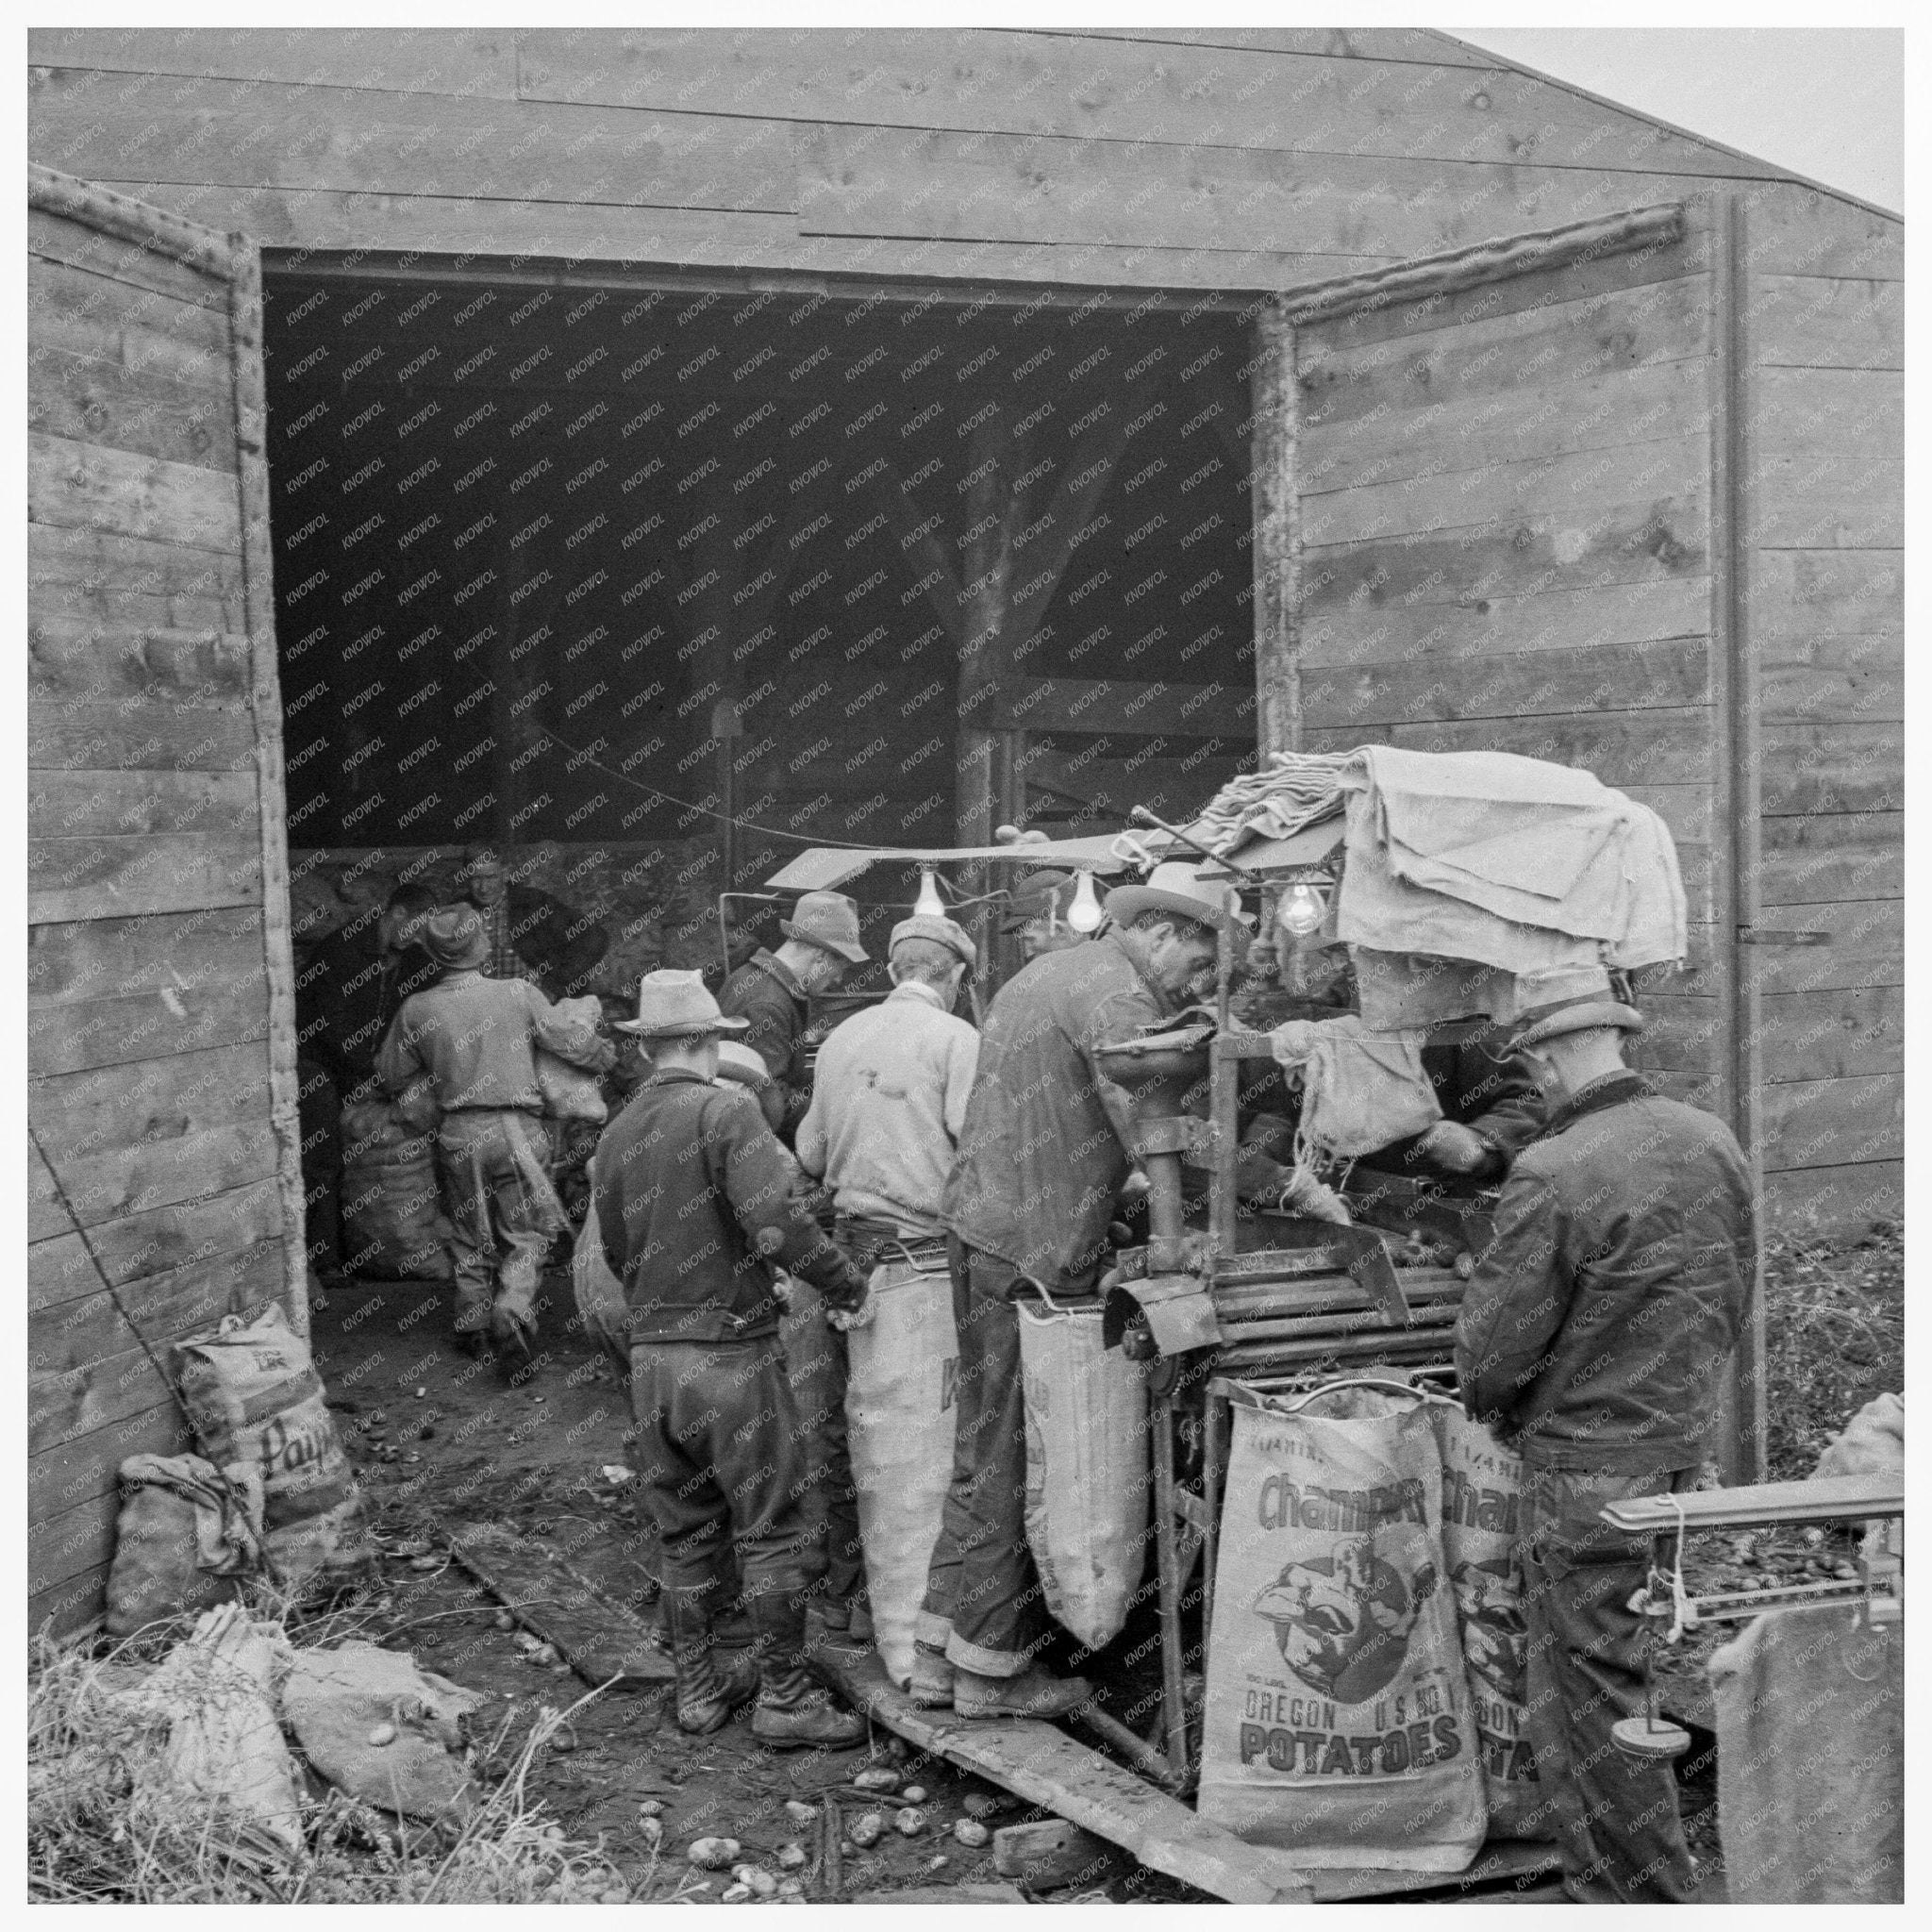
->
[1066, 869, 1104, 934]
[914, 868, 946, 919]
[1276, 880, 1326, 938]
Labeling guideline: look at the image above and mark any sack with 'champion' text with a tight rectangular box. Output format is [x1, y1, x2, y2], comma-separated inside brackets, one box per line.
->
[1198, 1382, 1486, 1871]
[174, 1304, 372, 1592]
[1428, 1401, 1551, 1841]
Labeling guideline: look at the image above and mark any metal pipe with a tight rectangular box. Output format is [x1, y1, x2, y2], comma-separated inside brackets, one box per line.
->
[1128, 805, 1267, 885]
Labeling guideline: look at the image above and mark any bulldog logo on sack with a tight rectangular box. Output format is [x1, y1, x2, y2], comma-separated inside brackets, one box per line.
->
[1252, 1532, 1440, 1705]
[1450, 1556, 1526, 1699]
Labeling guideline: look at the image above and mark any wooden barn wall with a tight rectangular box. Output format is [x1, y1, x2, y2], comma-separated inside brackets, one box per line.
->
[1290, 217, 1721, 1085]
[1737, 196, 1903, 1233]
[27, 178, 301, 1636]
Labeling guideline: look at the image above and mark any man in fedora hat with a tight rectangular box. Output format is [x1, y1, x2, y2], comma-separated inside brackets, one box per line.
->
[910, 862, 1247, 1717]
[1455, 996, 1755, 1904]
[791, 914, 982, 1644]
[377, 903, 616, 1358]
[590, 970, 871, 1746]
[718, 889, 869, 1143]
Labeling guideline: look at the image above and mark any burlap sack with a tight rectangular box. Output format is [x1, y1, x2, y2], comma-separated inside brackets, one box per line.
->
[1198, 1382, 1487, 1872]
[174, 1304, 371, 1591]
[536, 995, 608, 1124]
[106, 1454, 265, 1638]
[340, 1097, 454, 1281]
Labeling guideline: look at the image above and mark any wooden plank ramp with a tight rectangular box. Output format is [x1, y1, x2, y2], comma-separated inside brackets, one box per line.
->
[822, 1647, 1313, 1904]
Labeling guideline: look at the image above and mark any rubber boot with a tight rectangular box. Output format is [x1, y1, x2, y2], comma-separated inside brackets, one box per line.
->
[747, 1588, 865, 1748]
[664, 1591, 758, 1737]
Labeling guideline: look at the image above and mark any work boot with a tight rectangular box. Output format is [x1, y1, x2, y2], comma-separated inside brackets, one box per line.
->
[908, 1642, 956, 1709]
[664, 1595, 758, 1737]
[752, 1665, 867, 1748]
[953, 1660, 1092, 1721]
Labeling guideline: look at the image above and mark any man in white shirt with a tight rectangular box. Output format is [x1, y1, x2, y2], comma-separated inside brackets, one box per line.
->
[791, 915, 980, 1641]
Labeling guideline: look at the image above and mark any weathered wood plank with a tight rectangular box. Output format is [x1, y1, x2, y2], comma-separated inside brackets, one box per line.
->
[1749, 454, 1902, 549]
[29, 432, 242, 555]
[1748, 274, 1902, 370]
[515, 28, 1764, 177]
[1302, 575, 1708, 670]
[1759, 811, 1901, 905]
[1735, 181, 1902, 280]
[29, 1038, 274, 1165]
[1303, 487, 1707, 614]
[31, 1241, 285, 1457]
[1300, 275, 1710, 428]
[1045, 25, 1492, 63]
[1646, 985, 1902, 1083]
[1758, 1159, 1902, 1235]
[1303, 433, 1707, 547]
[28, 27, 520, 96]
[824, 1648, 1315, 1904]
[29, 1175, 284, 1307]
[1300, 357, 1709, 497]
[1753, 368, 1901, 456]
[29, 832, 263, 924]
[29, 251, 233, 362]
[29, 702, 259, 773]
[1745, 547, 1899, 642]
[29, 974, 273, 1076]
[29, 1398, 190, 1539]
[30, 68, 796, 215]
[30, 769, 261, 839]
[29, 205, 228, 308]
[1757, 722, 1902, 817]
[28, 617, 252, 708]
[1302, 635, 1710, 728]
[29, 341, 240, 471]
[47, 1115, 281, 1236]
[29, 905, 269, 1007]
[797, 123, 1747, 260]
[30, 517, 245, 604]
[1760, 1073, 1900, 1172]
[1738, 899, 1902, 996]
[1757, 637, 1903, 724]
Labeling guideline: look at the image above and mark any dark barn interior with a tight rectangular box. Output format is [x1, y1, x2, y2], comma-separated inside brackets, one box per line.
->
[263, 268, 1259, 977]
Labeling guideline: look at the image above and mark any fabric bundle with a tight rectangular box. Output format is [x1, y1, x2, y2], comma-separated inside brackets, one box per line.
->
[1335, 747, 1686, 977]
[1268, 1013, 1441, 1164]
[1188, 751, 1355, 856]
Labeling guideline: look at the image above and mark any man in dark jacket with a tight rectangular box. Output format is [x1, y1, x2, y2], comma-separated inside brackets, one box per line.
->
[1455, 997, 1756, 1904]
[461, 843, 608, 999]
[591, 970, 870, 1747]
[718, 890, 869, 1141]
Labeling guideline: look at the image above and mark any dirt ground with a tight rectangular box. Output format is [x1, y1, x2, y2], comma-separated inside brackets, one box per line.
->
[306, 1265, 1135, 1904]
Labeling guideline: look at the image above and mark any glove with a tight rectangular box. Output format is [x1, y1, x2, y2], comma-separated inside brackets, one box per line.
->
[826, 1283, 875, 1333]
[1276, 1168, 1352, 1226]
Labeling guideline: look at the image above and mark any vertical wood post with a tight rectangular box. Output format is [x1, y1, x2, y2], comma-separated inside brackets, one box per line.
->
[1249, 300, 1300, 758]
[1709, 191, 1767, 1482]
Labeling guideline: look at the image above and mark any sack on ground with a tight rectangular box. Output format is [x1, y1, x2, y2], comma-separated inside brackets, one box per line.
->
[537, 996, 609, 1124]
[174, 1303, 372, 1592]
[106, 1454, 266, 1638]
[1427, 1402, 1549, 1840]
[1019, 1293, 1149, 1652]
[1198, 1383, 1487, 1871]
[341, 1097, 454, 1281]
[845, 1255, 958, 1687]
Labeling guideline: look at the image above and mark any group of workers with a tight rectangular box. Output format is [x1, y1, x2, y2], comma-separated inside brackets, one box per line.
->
[308, 840, 1755, 1900]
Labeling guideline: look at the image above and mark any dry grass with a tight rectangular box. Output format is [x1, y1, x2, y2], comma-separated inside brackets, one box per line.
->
[1760, 1217, 1903, 1481]
[25, 1619, 686, 1905]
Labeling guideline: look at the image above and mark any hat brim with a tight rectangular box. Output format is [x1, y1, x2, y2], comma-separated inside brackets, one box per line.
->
[425, 940, 491, 972]
[778, 919, 869, 964]
[1511, 1001, 1645, 1049]
[612, 1014, 752, 1037]
[1103, 884, 1252, 938]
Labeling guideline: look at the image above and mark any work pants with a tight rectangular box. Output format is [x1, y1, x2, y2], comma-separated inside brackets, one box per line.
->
[781, 1276, 865, 1610]
[431, 1109, 566, 1335]
[917, 1238, 1049, 1678]
[1520, 1460, 1702, 1904]
[629, 1337, 815, 1656]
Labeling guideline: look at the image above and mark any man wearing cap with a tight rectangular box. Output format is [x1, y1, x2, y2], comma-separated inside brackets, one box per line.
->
[590, 970, 872, 1746]
[791, 915, 982, 1642]
[1455, 998, 1755, 1904]
[1001, 869, 1091, 970]
[909, 862, 1241, 1717]
[377, 904, 616, 1357]
[718, 890, 869, 1142]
